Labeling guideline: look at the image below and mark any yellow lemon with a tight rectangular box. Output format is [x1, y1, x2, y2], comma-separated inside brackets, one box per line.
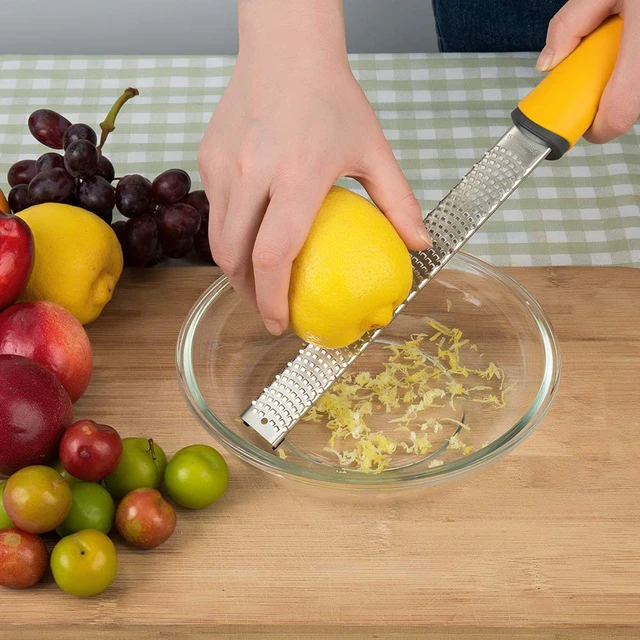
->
[17, 204, 123, 324]
[289, 186, 413, 349]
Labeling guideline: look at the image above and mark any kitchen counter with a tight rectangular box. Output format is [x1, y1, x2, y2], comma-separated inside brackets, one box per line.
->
[3, 266, 640, 639]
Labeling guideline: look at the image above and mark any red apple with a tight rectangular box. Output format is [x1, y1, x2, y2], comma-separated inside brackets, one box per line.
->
[116, 488, 176, 549]
[0, 354, 73, 476]
[0, 301, 93, 403]
[59, 419, 123, 481]
[0, 212, 34, 311]
[0, 528, 49, 589]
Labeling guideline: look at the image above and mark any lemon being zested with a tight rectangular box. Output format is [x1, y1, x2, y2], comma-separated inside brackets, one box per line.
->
[17, 203, 123, 324]
[289, 186, 413, 349]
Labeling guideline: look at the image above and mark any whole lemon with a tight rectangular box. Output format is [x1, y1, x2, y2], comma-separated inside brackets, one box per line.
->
[289, 186, 413, 349]
[17, 204, 123, 324]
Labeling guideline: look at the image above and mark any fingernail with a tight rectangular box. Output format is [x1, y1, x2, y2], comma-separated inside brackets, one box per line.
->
[264, 319, 283, 336]
[536, 47, 554, 72]
[416, 225, 432, 247]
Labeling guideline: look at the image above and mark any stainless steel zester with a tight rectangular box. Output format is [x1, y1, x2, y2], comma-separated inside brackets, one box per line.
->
[241, 16, 624, 448]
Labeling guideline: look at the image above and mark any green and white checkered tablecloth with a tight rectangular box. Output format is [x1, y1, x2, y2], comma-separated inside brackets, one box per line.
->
[0, 54, 638, 266]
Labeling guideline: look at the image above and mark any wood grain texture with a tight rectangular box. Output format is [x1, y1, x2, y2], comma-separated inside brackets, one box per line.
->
[2, 266, 639, 639]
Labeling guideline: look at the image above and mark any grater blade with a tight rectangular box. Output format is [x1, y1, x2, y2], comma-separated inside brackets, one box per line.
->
[242, 125, 550, 448]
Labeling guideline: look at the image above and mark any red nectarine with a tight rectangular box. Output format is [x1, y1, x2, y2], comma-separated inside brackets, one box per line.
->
[0, 301, 92, 403]
[0, 355, 73, 475]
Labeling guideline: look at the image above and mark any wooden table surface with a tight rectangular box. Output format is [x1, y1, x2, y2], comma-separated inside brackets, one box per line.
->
[2, 266, 639, 640]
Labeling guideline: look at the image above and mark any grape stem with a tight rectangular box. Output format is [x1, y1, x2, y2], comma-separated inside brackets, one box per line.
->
[98, 87, 139, 152]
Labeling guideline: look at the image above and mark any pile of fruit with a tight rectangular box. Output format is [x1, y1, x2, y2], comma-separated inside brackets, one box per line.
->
[0, 416, 228, 597]
[6, 88, 214, 267]
[0, 177, 229, 598]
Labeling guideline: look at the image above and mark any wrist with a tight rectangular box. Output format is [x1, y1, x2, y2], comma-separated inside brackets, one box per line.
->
[238, 0, 347, 66]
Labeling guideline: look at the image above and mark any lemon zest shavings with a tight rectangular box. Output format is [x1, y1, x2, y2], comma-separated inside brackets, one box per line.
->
[300, 320, 512, 473]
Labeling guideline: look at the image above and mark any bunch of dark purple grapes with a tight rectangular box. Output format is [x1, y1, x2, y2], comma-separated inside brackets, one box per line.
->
[111, 170, 212, 267]
[6, 95, 214, 268]
[7, 109, 117, 222]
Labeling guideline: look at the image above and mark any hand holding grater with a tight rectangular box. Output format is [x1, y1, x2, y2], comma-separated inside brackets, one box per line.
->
[242, 17, 623, 448]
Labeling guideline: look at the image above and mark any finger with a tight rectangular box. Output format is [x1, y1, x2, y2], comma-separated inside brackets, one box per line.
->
[354, 141, 430, 251]
[197, 146, 228, 268]
[536, 0, 614, 72]
[201, 178, 227, 260]
[202, 185, 228, 275]
[585, 7, 640, 143]
[252, 175, 334, 335]
[216, 175, 270, 309]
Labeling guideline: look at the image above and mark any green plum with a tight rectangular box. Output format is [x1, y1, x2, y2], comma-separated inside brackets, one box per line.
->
[164, 444, 229, 509]
[0, 481, 15, 529]
[56, 482, 115, 537]
[104, 438, 167, 501]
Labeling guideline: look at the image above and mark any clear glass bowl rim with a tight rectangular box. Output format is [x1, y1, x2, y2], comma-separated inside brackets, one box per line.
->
[176, 253, 561, 491]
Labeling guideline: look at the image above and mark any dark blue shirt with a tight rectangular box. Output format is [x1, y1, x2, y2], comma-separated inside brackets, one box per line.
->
[432, 0, 566, 52]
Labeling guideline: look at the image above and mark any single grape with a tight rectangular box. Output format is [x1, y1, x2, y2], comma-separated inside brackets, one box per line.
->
[64, 139, 99, 179]
[96, 155, 115, 183]
[155, 203, 200, 259]
[115, 174, 153, 218]
[27, 168, 75, 205]
[193, 226, 216, 264]
[155, 203, 200, 239]
[182, 190, 209, 221]
[63, 123, 98, 150]
[8, 159, 37, 187]
[78, 175, 116, 219]
[35, 152, 66, 173]
[122, 216, 159, 267]
[151, 169, 191, 205]
[28, 109, 72, 149]
[8, 184, 31, 213]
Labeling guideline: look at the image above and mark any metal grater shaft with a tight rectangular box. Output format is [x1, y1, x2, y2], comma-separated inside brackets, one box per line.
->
[242, 126, 550, 448]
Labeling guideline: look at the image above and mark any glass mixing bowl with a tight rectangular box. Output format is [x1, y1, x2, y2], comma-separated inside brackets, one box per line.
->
[177, 253, 560, 493]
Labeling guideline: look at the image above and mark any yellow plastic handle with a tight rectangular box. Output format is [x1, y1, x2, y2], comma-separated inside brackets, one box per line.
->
[516, 15, 623, 155]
